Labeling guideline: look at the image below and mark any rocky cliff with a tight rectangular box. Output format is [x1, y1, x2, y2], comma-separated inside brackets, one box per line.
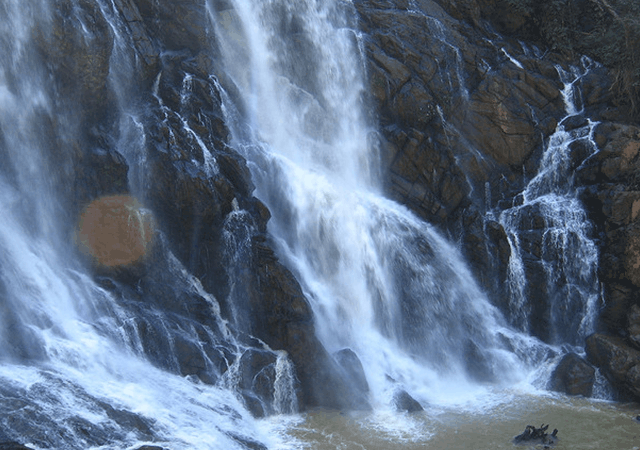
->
[21, 0, 640, 410]
[355, 0, 640, 399]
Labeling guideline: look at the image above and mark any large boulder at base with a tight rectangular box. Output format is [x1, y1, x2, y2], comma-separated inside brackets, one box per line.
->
[334, 348, 370, 395]
[392, 389, 424, 413]
[586, 333, 640, 399]
[548, 352, 596, 397]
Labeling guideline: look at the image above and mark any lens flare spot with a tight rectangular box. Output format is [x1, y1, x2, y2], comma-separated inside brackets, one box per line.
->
[78, 195, 155, 267]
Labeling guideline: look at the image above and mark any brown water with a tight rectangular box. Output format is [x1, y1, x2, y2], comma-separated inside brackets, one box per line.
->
[269, 393, 640, 449]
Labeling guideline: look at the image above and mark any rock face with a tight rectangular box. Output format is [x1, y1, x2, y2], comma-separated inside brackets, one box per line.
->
[355, 0, 573, 325]
[586, 334, 640, 399]
[577, 124, 640, 328]
[355, 0, 640, 399]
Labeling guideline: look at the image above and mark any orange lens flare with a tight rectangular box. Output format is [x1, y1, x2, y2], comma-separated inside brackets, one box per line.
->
[78, 195, 155, 267]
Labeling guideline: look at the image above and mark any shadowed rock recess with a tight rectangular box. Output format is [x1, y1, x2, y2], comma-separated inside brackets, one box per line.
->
[3, 3, 640, 441]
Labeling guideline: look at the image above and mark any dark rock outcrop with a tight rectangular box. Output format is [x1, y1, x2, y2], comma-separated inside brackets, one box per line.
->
[577, 125, 640, 325]
[586, 333, 640, 399]
[355, 0, 571, 323]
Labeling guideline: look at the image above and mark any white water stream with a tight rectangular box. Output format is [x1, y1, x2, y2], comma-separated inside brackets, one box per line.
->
[209, 0, 556, 412]
[0, 0, 634, 448]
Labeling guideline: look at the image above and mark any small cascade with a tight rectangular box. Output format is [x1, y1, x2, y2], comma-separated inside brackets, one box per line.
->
[499, 58, 601, 345]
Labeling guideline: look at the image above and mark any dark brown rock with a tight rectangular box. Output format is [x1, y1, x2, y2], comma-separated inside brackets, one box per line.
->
[251, 240, 368, 410]
[575, 123, 640, 338]
[452, 70, 541, 167]
[549, 352, 596, 397]
[334, 348, 370, 394]
[586, 333, 640, 399]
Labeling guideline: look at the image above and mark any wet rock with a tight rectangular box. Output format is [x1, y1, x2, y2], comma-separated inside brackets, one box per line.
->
[334, 348, 370, 394]
[384, 126, 469, 225]
[252, 247, 367, 411]
[453, 72, 542, 167]
[586, 333, 640, 399]
[392, 82, 438, 128]
[548, 352, 596, 397]
[73, 149, 130, 216]
[226, 432, 269, 450]
[575, 123, 640, 339]
[38, 0, 115, 125]
[135, 0, 213, 53]
[392, 389, 424, 413]
[0, 444, 35, 450]
[599, 284, 635, 335]
[561, 114, 589, 131]
[112, 0, 159, 78]
[628, 304, 640, 350]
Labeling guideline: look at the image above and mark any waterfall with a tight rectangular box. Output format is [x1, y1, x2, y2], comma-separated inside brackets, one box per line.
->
[210, 0, 544, 409]
[0, 0, 295, 448]
[0, 0, 615, 446]
[500, 58, 601, 346]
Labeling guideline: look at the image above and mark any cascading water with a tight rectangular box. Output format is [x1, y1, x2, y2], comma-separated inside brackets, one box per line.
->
[0, 1, 294, 448]
[499, 58, 601, 346]
[209, 0, 548, 411]
[1, 0, 632, 448]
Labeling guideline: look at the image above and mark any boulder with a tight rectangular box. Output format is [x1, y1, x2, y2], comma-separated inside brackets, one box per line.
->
[334, 348, 370, 394]
[548, 353, 596, 397]
[586, 333, 640, 399]
[392, 389, 424, 413]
